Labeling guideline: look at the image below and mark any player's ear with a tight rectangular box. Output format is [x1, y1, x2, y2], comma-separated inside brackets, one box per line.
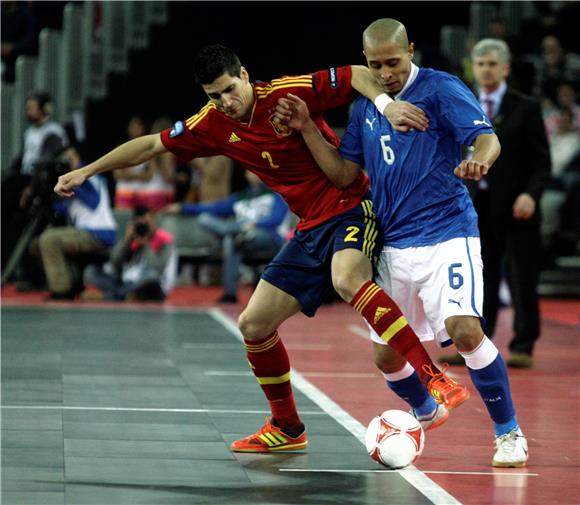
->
[240, 66, 250, 82]
[408, 43, 415, 60]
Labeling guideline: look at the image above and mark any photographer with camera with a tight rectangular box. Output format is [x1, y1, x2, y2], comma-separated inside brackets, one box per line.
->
[35, 163, 117, 300]
[83, 205, 177, 301]
[1, 91, 81, 285]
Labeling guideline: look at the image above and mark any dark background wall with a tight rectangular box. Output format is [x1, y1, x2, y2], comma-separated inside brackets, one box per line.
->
[84, 1, 471, 160]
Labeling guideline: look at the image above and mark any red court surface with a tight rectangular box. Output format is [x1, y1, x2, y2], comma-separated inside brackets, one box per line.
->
[2, 283, 579, 505]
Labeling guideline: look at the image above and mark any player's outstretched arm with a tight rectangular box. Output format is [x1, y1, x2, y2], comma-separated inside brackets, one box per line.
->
[275, 93, 360, 189]
[54, 134, 168, 197]
[454, 133, 501, 180]
[350, 65, 428, 132]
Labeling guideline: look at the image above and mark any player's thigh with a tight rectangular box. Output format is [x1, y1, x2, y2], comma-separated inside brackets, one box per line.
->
[330, 248, 373, 302]
[238, 278, 302, 340]
[373, 249, 433, 341]
[418, 237, 484, 336]
[330, 198, 381, 300]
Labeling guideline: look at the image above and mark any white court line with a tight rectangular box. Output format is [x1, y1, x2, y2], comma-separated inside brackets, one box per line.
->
[280, 469, 538, 477]
[208, 308, 462, 505]
[0, 405, 328, 415]
[347, 323, 369, 340]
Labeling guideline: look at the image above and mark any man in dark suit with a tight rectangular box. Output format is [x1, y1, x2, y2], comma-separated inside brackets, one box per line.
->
[440, 38, 551, 368]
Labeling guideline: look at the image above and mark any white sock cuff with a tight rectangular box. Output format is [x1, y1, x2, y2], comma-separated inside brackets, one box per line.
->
[460, 335, 499, 370]
[383, 362, 415, 382]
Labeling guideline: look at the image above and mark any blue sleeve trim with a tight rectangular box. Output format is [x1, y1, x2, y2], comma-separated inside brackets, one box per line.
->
[464, 126, 495, 148]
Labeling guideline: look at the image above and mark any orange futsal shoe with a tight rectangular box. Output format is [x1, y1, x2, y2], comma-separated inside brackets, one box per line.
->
[423, 364, 470, 410]
[230, 418, 308, 453]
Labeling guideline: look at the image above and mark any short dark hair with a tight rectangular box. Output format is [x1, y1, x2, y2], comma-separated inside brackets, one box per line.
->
[26, 91, 53, 115]
[193, 44, 241, 85]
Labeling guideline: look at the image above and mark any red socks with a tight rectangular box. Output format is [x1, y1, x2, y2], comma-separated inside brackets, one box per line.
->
[350, 281, 439, 383]
[244, 331, 302, 430]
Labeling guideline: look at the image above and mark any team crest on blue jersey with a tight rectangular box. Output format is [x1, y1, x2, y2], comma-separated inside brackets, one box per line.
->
[169, 121, 184, 138]
[268, 114, 292, 137]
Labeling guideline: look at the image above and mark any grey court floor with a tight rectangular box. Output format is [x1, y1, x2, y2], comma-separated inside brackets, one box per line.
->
[1, 306, 441, 505]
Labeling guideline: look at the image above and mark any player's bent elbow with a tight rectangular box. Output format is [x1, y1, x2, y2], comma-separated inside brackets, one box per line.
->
[327, 168, 358, 189]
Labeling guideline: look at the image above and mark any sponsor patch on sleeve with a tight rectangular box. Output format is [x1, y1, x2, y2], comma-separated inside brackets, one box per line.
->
[328, 67, 338, 89]
[169, 121, 184, 138]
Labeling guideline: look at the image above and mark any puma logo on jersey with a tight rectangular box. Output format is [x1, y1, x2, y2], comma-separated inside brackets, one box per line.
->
[374, 306, 391, 324]
[448, 297, 463, 308]
[229, 132, 241, 143]
[473, 116, 490, 126]
[366, 117, 377, 131]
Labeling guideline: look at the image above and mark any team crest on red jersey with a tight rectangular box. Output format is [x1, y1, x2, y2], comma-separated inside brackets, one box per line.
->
[268, 114, 293, 137]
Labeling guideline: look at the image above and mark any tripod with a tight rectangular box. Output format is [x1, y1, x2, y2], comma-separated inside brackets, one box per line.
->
[1, 202, 54, 287]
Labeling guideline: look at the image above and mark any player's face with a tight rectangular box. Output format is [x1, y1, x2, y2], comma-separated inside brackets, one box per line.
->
[202, 67, 254, 122]
[364, 40, 414, 95]
[472, 51, 510, 92]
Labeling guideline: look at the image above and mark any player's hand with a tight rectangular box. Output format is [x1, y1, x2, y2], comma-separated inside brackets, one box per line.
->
[274, 93, 311, 131]
[513, 193, 536, 220]
[54, 168, 88, 198]
[454, 159, 490, 180]
[383, 101, 429, 132]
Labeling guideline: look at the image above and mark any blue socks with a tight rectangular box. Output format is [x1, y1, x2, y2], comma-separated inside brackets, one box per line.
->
[385, 366, 436, 416]
[460, 336, 519, 436]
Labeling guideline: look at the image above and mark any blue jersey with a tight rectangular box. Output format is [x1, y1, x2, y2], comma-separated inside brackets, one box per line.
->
[339, 66, 494, 248]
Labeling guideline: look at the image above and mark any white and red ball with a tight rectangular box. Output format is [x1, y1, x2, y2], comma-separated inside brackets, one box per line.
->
[365, 409, 425, 469]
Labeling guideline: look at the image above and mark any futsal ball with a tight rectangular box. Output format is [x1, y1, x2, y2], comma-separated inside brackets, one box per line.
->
[365, 409, 425, 469]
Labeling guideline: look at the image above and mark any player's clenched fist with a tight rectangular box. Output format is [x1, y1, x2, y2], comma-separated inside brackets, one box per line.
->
[454, 159, 490, 180]
[54, 167, 89, 197]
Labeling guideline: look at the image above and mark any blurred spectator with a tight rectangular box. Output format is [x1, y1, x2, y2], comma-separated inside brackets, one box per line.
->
[162, 171, 288, 303]
[113, 116, 154, 209]
[487, 17, 535, 95]
[543, 82, 580, 137]
[142, 116, 177, 209]
[84, 205, 177, 301]
[541, 108, 580, 256]
[173, 161, 193, 203]
[533, 35, 580, 105]
[442, 38, 551, 369]
[34, 164, 117, 300]
[1, 0, 36, 82]
[1, 91, 72, 275]
[186, 155, 234, 203]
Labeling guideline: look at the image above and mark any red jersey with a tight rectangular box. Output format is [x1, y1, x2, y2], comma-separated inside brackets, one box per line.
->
[160, 66, 369, 230]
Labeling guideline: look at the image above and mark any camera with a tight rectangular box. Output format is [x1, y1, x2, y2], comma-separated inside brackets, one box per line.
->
[134, 222, 151, 238]
[31, 157, 70, 205]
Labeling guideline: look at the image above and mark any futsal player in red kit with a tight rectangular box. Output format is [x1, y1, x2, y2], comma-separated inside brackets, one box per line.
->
[55, 45, 468, 452]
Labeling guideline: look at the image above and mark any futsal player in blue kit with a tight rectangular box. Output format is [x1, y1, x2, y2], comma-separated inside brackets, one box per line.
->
[275, 18, 528, 467]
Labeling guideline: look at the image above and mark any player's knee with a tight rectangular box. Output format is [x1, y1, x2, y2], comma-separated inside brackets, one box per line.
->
[38, 230, 57, 251]
[332, 273, 362, 303]
[237, 310, 271, 341]
[446, 317, 484, 352]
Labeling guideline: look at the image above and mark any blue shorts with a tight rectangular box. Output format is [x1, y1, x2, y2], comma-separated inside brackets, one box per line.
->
[262, 196, 381, 317]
